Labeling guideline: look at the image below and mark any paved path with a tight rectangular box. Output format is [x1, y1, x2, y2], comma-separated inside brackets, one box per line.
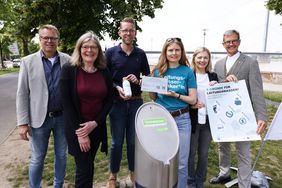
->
[0, 72, 18, 144]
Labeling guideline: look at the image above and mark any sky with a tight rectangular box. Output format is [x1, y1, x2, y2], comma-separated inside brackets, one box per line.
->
[118, 0, 282, 53]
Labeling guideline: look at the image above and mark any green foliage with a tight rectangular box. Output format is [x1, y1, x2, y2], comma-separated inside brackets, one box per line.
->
[0, 0, 11, 20]
[0, 21, 13, 62]
[1, 0, 164, 55]
[0, 35, 12, 58]
[266, 0, 282, 15]
[28, 41, 40, 54]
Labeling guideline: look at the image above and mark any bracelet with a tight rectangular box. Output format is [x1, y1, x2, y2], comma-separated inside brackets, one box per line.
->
[177, 93, 181, 99]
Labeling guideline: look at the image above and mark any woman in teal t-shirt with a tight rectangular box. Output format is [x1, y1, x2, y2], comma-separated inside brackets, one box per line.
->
[149, 37, 197, 188]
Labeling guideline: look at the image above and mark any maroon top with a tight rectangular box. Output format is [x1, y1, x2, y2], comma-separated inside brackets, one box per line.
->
[77, 68, 107, 122]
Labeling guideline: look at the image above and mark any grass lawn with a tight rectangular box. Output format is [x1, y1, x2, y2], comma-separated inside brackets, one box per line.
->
[0, 68, 19, 75]
[264, 91, 282, 103]
[9, 92, 282, 188]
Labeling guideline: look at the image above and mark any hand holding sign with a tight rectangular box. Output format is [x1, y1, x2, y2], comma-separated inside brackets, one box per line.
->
[141, 76, 168, 93]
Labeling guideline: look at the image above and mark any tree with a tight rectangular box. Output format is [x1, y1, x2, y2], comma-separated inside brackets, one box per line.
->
[0, 0, 38, 56]
[0, 0, 11, 20]
[266, 0, 282, 15]
[2, 0, 164, 55]
[0, 33, 12, 68]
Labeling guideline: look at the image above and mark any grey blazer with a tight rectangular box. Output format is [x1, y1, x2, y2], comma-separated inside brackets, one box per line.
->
[16, 51, 70, 128]
[214, 53, 267, 121]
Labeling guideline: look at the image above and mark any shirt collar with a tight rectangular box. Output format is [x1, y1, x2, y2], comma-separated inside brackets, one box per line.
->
[117, 43, 136, 55]
[40, 50, 59, 59]
[40, 50, 60, 65]
[227, 51, 240, 60]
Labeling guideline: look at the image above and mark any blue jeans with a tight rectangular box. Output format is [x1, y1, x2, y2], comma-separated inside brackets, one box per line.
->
[29, 115, 67, 188]
[174, 112, 191, 188]
[188, 122, 212, 187]
[109, 99, 143, 173]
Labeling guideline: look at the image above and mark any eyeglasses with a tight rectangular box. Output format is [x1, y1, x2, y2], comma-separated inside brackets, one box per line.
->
[40, 36, 59, 42]
[120, 29, 136, 34]
[223, 39, 240, 45]
[81, 45, 98, 50]
[166, 37, 182, 43]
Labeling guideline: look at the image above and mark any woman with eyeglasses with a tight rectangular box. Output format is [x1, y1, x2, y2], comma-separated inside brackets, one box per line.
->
[187, 47, 218, 188]
[149, 37, 197, 188]
[60, 31, 113, 187]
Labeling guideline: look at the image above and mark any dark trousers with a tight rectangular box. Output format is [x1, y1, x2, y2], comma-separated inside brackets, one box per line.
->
[74, 140, 100, 188]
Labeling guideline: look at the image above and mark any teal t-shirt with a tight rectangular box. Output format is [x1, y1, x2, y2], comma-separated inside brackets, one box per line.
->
[153, 65, 196, 111]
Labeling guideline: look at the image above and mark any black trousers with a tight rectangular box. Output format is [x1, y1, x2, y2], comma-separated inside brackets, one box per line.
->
[74, 140, 100, 188]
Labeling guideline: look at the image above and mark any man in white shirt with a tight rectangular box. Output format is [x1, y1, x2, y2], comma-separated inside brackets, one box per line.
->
[209, 29, 267, 188]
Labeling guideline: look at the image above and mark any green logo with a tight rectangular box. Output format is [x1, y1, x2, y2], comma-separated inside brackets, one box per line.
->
[143, 118, 167, 127]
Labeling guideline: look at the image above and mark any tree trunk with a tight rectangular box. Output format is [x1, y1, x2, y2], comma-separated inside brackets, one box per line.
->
[0, 42, 5, 68]
[22, 37, 30, 56]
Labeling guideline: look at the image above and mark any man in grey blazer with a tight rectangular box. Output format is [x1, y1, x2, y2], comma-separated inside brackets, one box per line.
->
[209, 30, 267, 188]
[16, 24, 70, 188]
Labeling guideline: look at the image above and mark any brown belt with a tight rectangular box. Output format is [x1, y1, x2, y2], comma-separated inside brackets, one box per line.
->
[170, 107, 189, 117]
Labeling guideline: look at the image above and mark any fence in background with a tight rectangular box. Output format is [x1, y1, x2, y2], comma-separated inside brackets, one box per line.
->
[146, 51, 282, 84]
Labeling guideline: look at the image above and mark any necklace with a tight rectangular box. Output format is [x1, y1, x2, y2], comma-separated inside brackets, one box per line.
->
[82, 66, 97, 73]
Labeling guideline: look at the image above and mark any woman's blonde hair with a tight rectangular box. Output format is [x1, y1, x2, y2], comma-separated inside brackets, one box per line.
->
[70, 31, 106, 69]
[191, 47, 212, 72]
[152, 38, 190, 77]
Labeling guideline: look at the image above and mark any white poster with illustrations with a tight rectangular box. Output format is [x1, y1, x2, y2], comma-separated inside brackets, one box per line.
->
[206, 80, 261, 142]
